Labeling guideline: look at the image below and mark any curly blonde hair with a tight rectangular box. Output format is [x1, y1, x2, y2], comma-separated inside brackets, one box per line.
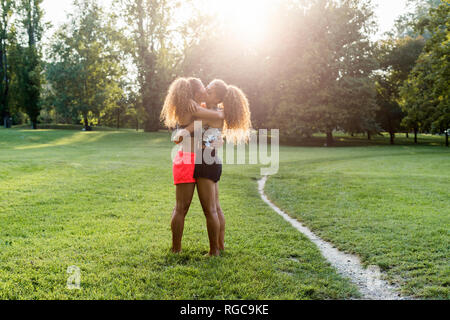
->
[210, 80, 252, 144]
[160, 77, 203, 128]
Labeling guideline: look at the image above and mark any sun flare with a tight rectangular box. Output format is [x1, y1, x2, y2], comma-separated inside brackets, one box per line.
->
[205, 0, 274, 44]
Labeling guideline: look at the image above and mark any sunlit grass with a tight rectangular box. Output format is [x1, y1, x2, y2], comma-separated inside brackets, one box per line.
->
[265, 142, 450, 299]
[1, 128, 448, 299]
[0, 128, 358, 299]
[13, 132, 108, 150]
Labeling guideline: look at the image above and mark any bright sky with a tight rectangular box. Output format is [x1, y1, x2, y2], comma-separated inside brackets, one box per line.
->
[42, 0, 409, 41]
[375, 0, 409, 36]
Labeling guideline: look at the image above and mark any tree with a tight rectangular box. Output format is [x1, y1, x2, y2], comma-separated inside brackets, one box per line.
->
[13, 0, 45, 129]
[46, 0, 125, 130]
[262, 0, 379, 145]
[375, 36, 426, 144]
[393, 0, 443, 38]
[117, 0, 189, 132]
[181, 0, 380, 145]
[400, 2, 450, 146]
[375, 76, 404, 144]
[99, 83, 138, 129]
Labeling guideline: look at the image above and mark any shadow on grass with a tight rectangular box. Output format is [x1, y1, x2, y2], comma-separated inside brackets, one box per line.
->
[11, 124, 120, 131]
[1, 129, 170, 151]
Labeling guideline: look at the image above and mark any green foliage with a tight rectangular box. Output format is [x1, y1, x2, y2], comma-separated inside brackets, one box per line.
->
[375, 36, 425, 143]
[400, 2, 449, 145]
[4, 0, 446, 145]
[100, 85, 139, 129]
[182, 0, 380, 145]
[11, 0, 45, 129]
[0, 0, 14, 124]
[264, 0, 378, 144]
[13, 45, 42, 129]
[393, 0, 443, 38]
[46, 0, 125, 129]
[116, 0, 192, 132]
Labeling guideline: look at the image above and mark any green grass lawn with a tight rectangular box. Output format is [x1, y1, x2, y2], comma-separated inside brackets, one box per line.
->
[0, 128, 448, 299]
[265, 143, 450, 299]
[0, 128, 357, 299]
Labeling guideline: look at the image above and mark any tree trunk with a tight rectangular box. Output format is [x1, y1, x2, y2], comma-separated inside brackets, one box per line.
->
[31, 120, 37, 130]
[406, 132, 409, 138]
[143, 101, 160, 132]
[367, 131, 371, 140]
[144, 120, 159, 132]
[1, 45, 10, 128]
[83, 113, 89, 130]
[390, 132, 395, 145]
[414, 127, 418, 144]
[116, 111, 120, 129]
[446, 131, 449, 147]
[326, 130, 333, 146]
[3, 114, 11, 128]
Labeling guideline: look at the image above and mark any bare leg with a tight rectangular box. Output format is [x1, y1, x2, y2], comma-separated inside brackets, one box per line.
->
[196, 178, 220, 256]
[215, 183, 225, 251]
[171, 183, 196, 253]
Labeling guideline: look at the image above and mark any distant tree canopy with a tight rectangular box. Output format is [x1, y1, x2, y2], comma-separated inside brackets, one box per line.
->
[46, 0, 125, 129]
[375, 36, 426, 144]
[2, 0, 449, 147]
[393, 0, 443, 38]
[15, 0, 45, 129]
[184, 0, 379, 145]
[400, 1, 449, 146]
[265, 0, 379, 145]
[0, 0, 14, 127]
[1, 0, 45, 128]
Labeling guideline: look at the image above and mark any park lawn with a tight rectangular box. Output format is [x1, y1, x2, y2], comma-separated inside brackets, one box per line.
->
[0, 128, 358, 299]
[265, 142, 450, 299]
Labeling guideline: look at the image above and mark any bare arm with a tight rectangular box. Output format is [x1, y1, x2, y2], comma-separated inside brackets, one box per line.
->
[191, 101, 224, 121]
[183, 121, 195, 134]
[173, 101, 224, 144]
[172, 116, 212, 144]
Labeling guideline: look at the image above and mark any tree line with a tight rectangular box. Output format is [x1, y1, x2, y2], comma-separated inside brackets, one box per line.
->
[1, 0, 43, 129]
[0, 0, 448, 146]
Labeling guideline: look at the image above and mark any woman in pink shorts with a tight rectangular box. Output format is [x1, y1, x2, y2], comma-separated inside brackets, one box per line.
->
[160, 77, 224, 256]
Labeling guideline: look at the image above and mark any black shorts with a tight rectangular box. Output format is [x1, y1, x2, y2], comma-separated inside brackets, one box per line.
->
[194, 148, 222, 183]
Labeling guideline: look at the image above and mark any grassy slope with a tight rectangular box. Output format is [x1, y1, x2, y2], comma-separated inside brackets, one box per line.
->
[265, 142, 450, 299]
[0, 128, 357, 299]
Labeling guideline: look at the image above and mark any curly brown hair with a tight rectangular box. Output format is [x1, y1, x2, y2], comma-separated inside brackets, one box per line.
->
[160, 77, 203, 128]
[222, 85, 252, 144]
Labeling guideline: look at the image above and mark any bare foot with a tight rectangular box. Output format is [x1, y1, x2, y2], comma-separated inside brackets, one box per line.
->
[205, 250, 220, 257]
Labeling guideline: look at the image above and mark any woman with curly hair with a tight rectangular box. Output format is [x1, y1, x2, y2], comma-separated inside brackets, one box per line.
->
[160, 77, 225, 256]
[175, 79, 252, 255]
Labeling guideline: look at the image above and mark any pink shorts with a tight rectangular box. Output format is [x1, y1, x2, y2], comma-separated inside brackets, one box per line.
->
[173, 151, 196, 185]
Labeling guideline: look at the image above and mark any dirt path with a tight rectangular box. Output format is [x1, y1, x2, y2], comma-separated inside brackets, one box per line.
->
[258, 175, 409, 300]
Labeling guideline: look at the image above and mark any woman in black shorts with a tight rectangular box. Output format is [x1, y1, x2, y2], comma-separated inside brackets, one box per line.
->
[178, 79, 251, 254]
